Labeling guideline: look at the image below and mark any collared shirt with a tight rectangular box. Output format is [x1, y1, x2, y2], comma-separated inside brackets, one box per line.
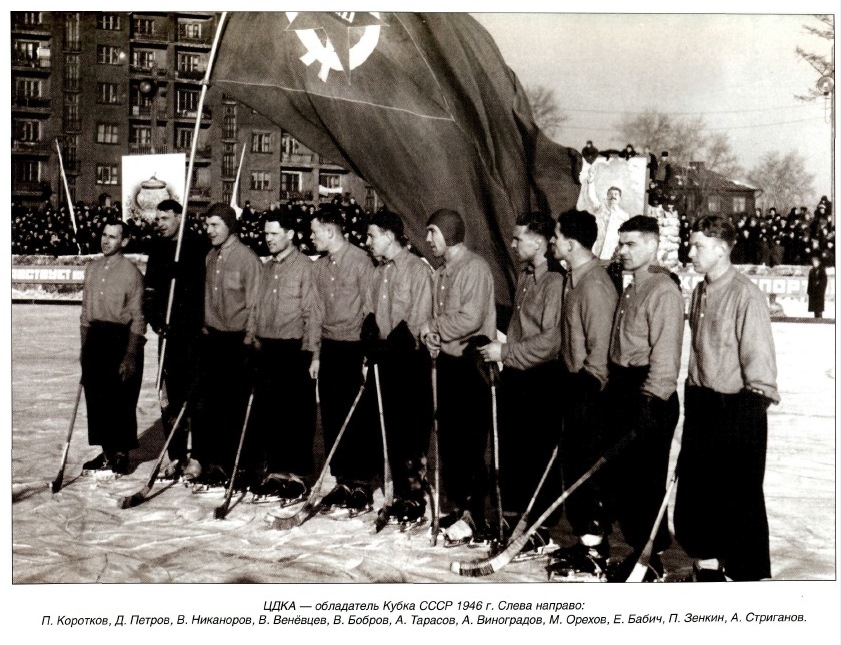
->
[609, 267, 685, 400]
[204, 235, 261, 337]
[501, 261, 563, 371]
[687, 265, 780, 402]
[80, 253, 145, 336]
[367, 247, 432, 340]
[425, 245, 496, 357]
[560, 257, 617, 387]
[312, 241, 374, 347]
[249, 247, 320, 351]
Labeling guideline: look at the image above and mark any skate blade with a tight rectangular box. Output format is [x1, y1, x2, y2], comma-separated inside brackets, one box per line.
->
[512, 543, 560, 563]
[399, 517, 429, 532]
[251, 494, 306, 507]
[83, 469, 121, 481]
[191, 483, 227, 494]
[547, 568, 607, 582]
[346, 505, 374, 519]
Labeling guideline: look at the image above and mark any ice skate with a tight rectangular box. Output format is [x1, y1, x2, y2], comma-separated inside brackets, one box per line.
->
[607, 552, 665, 582]
[511, 526, 559, 563]
[157, 458, 184, 482]
[346, 485, 374, 518]
[399, 499, 428, 532]
[547, 541, 609, 582]
[180, 458, 202, 484]
[81, 453, 110, 477]
[251, 473, 308, 507]
[190, 464, 229, 494]
[318, 483, 352, 516]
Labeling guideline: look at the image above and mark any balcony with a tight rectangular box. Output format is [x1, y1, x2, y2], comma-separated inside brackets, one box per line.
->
[131, 30, 170, 44]
[12, 96, 51, 111]
[129, 143, 171, 155]
[12, 181, 44, 195]
[12, 56, 51, 71]
[130, 105, 167, 120]
[280, 190, 314, 201]
[11, 140, 50, 156]
[11, 14, 52, 34]
[175, 107, 212, 121]
[175, 143, 212, 156]
[282, 152, 315, 165]
[177, 28, 212, 47]
[175, 68, 205, 82]
[189, 185, 212, 199]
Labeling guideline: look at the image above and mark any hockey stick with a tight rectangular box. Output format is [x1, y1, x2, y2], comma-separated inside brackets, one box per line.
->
[374, 363, 394, 498]
[451, 431, 634, 577]
[506, 444, 559, 546]
[215, 387, 256, 520]
[118, 401, 188, 509]
[429, 350, 441, 546]
[272, 381, 367, 530]
[50, 382, 83, 493]
[489, 363, 504, 544]
[626, 473, 678, 582]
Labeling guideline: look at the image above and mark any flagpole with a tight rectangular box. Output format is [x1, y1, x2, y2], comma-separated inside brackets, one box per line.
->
[229, 143, 247, 216]
[155, 11, 229, 395]
[55, 140, 82, 255]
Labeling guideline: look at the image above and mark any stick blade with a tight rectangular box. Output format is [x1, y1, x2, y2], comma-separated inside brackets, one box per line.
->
[214, 504, 229, 520]
[625, 562, 649, 583]
[271, 503, 316, 530]
[50, 477, 63, 494]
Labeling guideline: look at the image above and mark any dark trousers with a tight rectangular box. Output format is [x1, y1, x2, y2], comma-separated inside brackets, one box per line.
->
[81, 321, 143, 454]
[244, 338, 316, 479]
[319, 339, 378, 485]
[376, 348, 432, 501]
[499, 361, 563, 528]
[437, 352, 490, 527]
[159, 328, 202, 461]
[193, 328, 251, 474]
[558, 366, 610, 537]
[674, 385, 771, 581]
[604, 364, 678, 554]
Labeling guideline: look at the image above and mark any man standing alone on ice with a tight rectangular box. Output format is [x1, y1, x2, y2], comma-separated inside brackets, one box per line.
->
[80, 220, 146, 476]
[675, 214, 779, 582]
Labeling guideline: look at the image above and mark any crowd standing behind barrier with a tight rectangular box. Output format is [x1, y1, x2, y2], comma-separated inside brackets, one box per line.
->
[11, 195, 834, 268]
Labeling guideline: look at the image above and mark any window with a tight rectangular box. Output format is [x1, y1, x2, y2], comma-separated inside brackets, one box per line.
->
[222, 181, 234, 207]
[281, 171, 302, 193]
[64, 94, 80, 129]
[732, 196, 747, 213]
[14, 41, 39, 63]
[132, 50, 155, 69]
[14, 160, 41, 183]
[96, 124, 119, 144]
[178, 53, 199, 72]
[176, 89, 198, 114]
[64, 54, 80, 90]
[320, 173, 342, 190]
[281, 133, 301, 156]
[16, 78, 41, 98]
[97, 45, 122, 65]
[20, 12, 43, 25]
[176, 128, 193, 150]
[223, 115, 237, 139]
[180, 22, 203, 40]
[97, 13, 121, 30]
[133, 17, 154, 36]
[251, 132, 273, 154]
[64, 134, 79, 164]
[131, 126, 152, 145]
[97, 82, 121, 104]
[707, 195, 721, 213]
[65, 13, 80, 49]
[96, 164, 119, 185]
[251, 171, 272, 191]
[15, 119, 41, 142]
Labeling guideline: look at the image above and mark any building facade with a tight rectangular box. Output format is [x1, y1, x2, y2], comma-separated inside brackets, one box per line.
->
[11, 11, 379, 214]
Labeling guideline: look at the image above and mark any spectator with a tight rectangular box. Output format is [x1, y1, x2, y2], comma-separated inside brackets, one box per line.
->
[807, 256, 827, 319]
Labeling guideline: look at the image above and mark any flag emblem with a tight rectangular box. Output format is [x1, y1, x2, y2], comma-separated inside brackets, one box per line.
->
[285, 12, 383, 82]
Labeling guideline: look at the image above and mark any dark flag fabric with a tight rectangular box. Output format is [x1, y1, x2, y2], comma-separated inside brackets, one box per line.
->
[211, 12, 581, 306]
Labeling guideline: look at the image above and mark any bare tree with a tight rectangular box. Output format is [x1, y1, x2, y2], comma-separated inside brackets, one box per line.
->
[617, 109, 743, 177]
[526, 85, 568, 139]
[795, 15, 834, 102]
[748, 150, 816, 210]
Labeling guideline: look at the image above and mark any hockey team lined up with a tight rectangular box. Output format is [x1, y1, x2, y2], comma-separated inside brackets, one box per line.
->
[75, 195, 778, 583]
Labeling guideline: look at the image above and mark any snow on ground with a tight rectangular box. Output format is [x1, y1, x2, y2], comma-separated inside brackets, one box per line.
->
[10, 305, 836, 584]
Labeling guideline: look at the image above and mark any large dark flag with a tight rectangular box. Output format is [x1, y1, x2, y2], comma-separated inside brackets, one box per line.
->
[211, 12, 581, 306]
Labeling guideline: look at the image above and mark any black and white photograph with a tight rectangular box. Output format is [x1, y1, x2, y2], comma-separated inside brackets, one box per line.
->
[5, 2, 839, 641]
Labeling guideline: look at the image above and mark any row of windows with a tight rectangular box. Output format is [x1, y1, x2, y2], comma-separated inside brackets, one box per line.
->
[96, 13, 206, 38]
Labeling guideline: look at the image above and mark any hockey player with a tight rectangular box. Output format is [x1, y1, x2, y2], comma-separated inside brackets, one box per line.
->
[478, 211, 563, 554]
[553, 215, 684, 581]
[245, 210, 320, 503]
[363, 210, 433, 527]
[309, 207, 377, 515]
[419, 209, 496, 544]
[80, 220, 146, 476]
[192, 203, 261, 490]
[545, 210, 618, 579]
[675, 215, 779, 581]
[142, 199, 208, 480]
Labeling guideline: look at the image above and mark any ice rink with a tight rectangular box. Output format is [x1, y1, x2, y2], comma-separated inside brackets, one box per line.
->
[10, 304, 836, 584]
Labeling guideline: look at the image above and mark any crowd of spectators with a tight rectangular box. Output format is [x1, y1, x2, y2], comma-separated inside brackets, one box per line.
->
[11, 195, 372, 259]
[729, 196, 834, 267]
[11, 193, 835, 270]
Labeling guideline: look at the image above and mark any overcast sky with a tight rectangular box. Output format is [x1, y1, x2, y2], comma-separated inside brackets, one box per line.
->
[473, 12, 834, 201]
